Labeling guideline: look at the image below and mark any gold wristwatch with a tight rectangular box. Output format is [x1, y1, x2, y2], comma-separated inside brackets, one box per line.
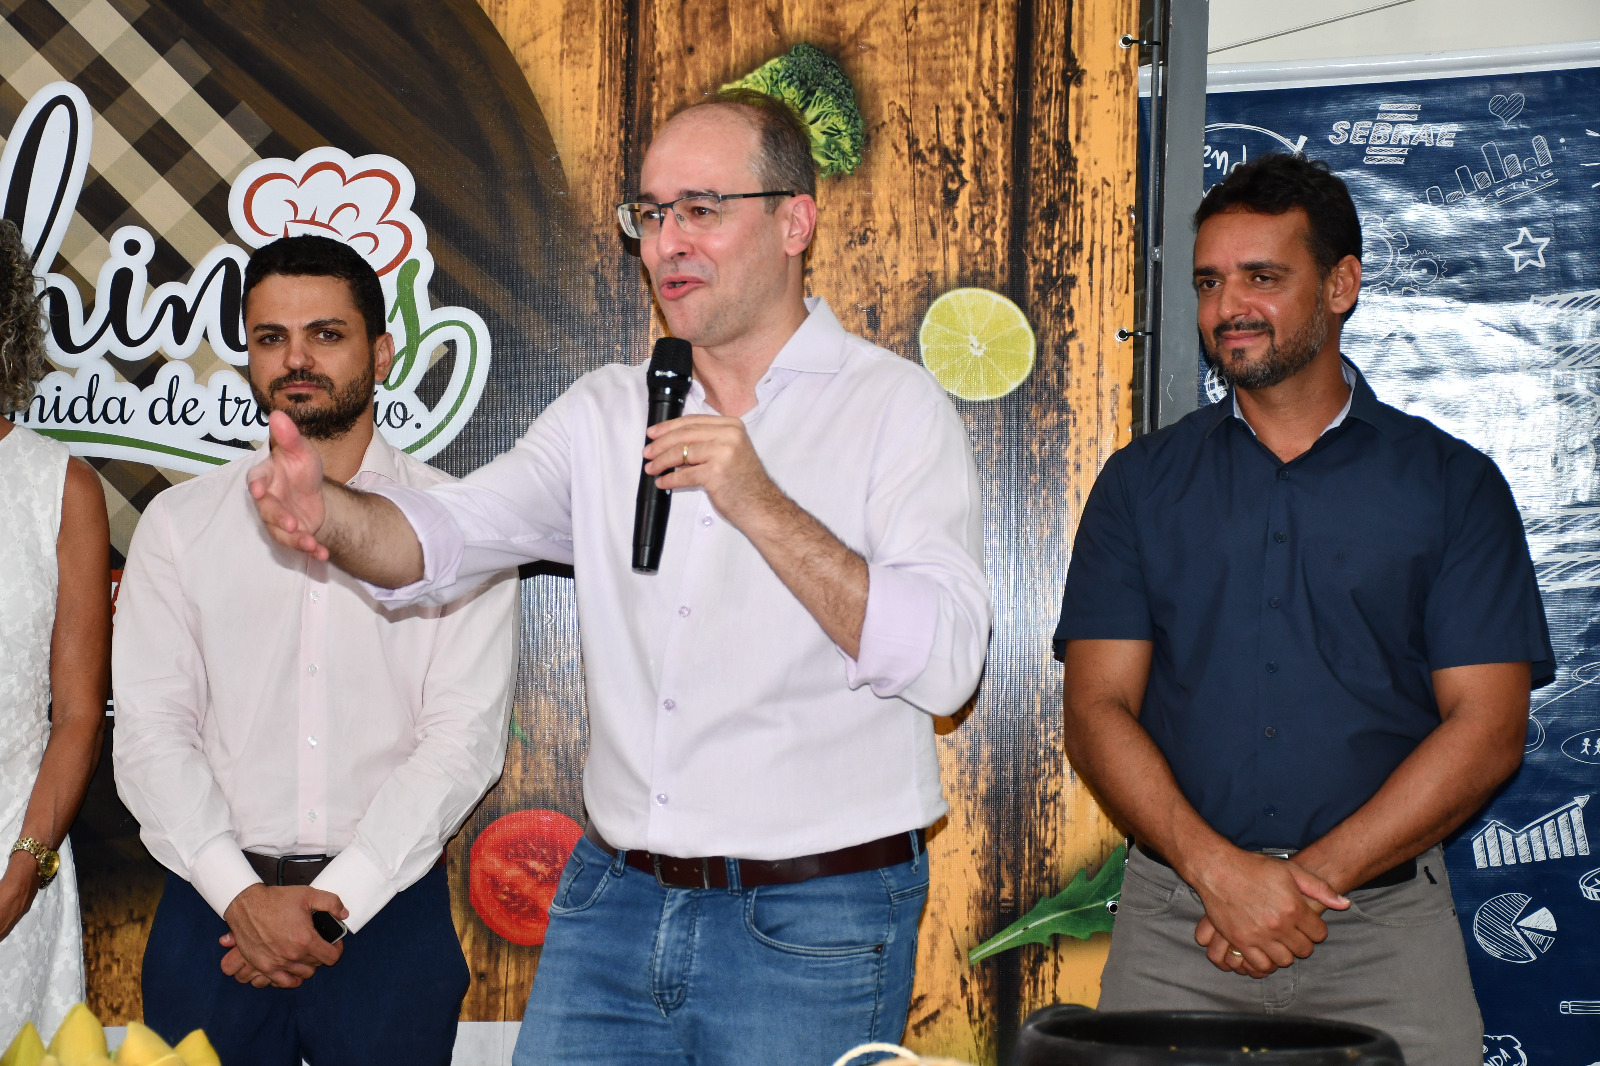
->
[10, 838, 59, 888]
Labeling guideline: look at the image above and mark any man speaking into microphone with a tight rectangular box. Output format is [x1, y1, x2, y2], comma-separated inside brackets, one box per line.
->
[245, 90, 989, 1064]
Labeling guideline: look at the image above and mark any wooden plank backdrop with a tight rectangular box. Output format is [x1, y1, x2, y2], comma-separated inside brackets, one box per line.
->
[469, 0, 1138, 1060]
[48, 0, 1136, 1058]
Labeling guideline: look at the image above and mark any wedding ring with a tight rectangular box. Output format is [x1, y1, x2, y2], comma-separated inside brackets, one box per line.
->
[1229, 950, 1244, 958]
[682, 444, 690, 464]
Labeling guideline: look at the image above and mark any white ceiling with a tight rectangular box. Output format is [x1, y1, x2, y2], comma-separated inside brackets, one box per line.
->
[1207, 0, 1600, 63]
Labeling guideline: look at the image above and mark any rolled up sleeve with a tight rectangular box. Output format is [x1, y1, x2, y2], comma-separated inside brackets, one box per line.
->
[842, 375, 989, 714]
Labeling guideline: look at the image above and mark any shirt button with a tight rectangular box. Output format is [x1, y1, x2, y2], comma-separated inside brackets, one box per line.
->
[1264, 726, 1276, 738]
[655, 793, 669, 806]
[1264, 805, 1276, 817]
[307, 663, 319, 675]
[700, 515, 713, 527]
[307, 735, 318, 747]
[309, 590, 320, 603]
[307, 809, 318, 822]
[1265, 661, 1278, 674]
[1277, 470, 1289, 481]
[663, 699, 676, 711]
[1269, 597, 1281, 608]
[678, 605, 691, 618]
[1273, 531, 1287, 543]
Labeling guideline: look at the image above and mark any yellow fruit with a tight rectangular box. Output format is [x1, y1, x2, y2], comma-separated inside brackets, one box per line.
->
[45, 1005, 106, 1066]
[917, 288, 1036, 402]
[1, 1021, 46, 1066]
[111, 1024, 171, 1066]
[171, 1033, 219, 1066]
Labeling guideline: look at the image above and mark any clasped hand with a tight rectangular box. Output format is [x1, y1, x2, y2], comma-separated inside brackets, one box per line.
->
[220, 883, 348, 988]
[642, 415, 782, 527]
[1190, 850, 1349, 978]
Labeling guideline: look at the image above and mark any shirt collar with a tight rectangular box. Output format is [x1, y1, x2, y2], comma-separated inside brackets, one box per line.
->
[1208, 356, 1382, 439]
[250, 423, 399, 489]
[684, 296, 849, 415]
[769, 296, 849, 374]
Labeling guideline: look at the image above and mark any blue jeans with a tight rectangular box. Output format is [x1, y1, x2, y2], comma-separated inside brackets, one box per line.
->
[513, 834, 929, 1065]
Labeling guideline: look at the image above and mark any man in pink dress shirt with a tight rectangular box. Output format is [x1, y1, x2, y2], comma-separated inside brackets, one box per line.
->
[244, 95, 990, 1064]
[112, 235, 518, 1066]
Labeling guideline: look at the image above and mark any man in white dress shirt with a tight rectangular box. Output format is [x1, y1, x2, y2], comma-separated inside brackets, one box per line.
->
[113, 235, 518, 1066]
[246, 93, 990, 1064]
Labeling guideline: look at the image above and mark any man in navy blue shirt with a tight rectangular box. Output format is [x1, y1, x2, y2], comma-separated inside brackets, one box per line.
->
[1056, 154, 1552, 1066]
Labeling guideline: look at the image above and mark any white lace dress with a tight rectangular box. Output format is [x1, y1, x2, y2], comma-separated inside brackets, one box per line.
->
[0, 425, 85, 1040]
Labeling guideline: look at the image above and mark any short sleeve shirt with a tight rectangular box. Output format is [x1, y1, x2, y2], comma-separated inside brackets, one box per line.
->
[1053, 361, 1554, 851]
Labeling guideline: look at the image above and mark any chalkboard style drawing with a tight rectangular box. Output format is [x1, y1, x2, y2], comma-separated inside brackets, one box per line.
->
[1503, 227, 1552, 272]
[1471, 794, 1591, 868]
[1489, 93, 1527, 128]
[1204, 123, 1308, 185]
[1558, 1000, 1600, 1014]
[1560, 729, 1600, 765]
[1474, 893, 1557, 962]
[918, 288, 1036, 402]
[1202, 367, 1228, 405]
[1523, 509, 1600, 590]
[1483, 1034, 1529, 1066]
[1579, 868, 1600, 901]
[1528, 289, 1600, 369]
[1425, 133, 1556, 207]
[1363, 218, 1444, 296]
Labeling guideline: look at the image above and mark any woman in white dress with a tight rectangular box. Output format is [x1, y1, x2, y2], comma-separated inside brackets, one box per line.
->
[0, 217, 108, 1041]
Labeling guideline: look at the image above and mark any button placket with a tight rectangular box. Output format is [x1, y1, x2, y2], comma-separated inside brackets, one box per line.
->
[297, 559, 330, 851]
[1257, 463, 1294, 838]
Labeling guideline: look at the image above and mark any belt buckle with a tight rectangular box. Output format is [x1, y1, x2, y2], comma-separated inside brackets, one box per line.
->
[652, 854, 668, 888]
[1260, 848, 1296, 861]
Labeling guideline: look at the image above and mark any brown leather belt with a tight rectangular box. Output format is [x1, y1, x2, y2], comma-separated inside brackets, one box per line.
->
[585, 828, 926, 890]
[1135, 843, 1416, 891]
[245, 851, 335, 886]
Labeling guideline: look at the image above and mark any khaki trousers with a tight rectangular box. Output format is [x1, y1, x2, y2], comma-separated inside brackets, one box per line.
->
[1099, 846, 1483, 1066]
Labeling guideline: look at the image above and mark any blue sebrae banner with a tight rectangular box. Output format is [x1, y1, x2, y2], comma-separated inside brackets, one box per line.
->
[1197, 60, 1600, 1062]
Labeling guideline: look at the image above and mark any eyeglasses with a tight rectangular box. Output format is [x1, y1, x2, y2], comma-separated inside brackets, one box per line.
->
[615, 191, 796, 239]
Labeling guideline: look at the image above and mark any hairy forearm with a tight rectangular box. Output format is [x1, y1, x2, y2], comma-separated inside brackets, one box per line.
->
[1294, 700, 1524, 894]
[318, 481, 426, 589]
[1062, 694, 1232, 876]
[737, 489, 868, 658]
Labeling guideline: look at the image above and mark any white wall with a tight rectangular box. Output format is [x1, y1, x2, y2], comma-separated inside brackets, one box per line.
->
[1209, 0, 1600, 64]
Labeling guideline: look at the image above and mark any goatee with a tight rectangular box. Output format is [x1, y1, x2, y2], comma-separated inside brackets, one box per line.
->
[251, 367, 374, 440]
[1203, 301, 1328, 391]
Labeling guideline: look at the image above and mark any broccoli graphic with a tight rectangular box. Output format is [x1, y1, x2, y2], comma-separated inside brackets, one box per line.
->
[721, 43, 866, 178]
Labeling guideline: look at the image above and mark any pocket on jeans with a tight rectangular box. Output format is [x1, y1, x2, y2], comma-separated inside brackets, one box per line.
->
[1116, 861, 1180, 918]
[744, 867, 900, 957]
[1344, 880, 1457, 928]
[547, 836, 614, 915]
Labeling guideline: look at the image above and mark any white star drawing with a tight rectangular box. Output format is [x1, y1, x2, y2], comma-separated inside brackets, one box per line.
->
[1503, 227, 1552, 272]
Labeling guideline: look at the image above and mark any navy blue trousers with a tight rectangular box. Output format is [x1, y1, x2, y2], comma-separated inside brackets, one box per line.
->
[142, 868, 468, 1066]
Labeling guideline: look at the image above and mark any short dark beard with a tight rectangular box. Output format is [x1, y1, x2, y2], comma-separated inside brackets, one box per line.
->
[251, 365, 374, 441]
[1203, 300, 1328, 391]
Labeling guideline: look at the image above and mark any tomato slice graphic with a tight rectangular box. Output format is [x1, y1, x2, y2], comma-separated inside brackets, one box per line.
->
[468, 808, 584, 946]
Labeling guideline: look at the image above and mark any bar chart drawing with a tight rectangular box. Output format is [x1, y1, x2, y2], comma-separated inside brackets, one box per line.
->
[1426, 135, 1558, 207]
[1472, 795, 1591, 868]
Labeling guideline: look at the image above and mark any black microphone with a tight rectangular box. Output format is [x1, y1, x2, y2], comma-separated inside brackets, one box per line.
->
[632, 337, 695, 574]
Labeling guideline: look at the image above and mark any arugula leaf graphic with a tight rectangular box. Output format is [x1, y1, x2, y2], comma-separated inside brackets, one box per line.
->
[968, 844, 1125, 964]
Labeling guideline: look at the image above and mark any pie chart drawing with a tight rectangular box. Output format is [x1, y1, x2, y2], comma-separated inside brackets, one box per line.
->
[1474, 893, 1558, 963]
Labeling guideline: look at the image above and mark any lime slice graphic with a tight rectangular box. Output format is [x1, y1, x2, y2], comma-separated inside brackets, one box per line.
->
[918, 288, 1036, 402]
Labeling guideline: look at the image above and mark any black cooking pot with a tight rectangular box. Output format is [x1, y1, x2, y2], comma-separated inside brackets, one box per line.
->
[1013, 1005, 1405, 1066]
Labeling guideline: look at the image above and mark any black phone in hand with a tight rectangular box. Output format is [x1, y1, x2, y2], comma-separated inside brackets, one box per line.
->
[311, 910, 348, 944]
